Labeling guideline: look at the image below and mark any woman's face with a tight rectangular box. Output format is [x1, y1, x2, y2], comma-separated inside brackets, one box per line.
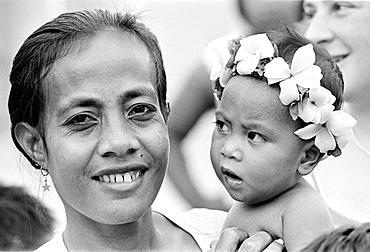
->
[42, 31, 169, 224]
[301, 0, 370, 103]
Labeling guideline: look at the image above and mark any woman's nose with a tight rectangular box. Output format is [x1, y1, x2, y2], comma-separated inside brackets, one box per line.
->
[304, 12, 334, 45]
[97, 118, 140, 158]
[220, 135, 242, 162]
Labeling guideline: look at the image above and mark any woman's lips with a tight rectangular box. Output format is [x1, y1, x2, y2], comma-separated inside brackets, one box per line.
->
[92, 165, 148, 184]
[96, 170, 144, 183]
[332, 54, 348, 64]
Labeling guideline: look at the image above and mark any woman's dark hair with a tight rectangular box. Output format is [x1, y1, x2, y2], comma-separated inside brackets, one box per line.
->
[8, 9, 169, 169]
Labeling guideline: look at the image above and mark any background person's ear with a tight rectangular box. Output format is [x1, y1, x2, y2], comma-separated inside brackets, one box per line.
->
[14, 122, 46, 166]
[298, 143, 323, 176]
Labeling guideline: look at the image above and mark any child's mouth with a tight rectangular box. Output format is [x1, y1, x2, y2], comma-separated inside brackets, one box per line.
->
[221, 166, 242, 186]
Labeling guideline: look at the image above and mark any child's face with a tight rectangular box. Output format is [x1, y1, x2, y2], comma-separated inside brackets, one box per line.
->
[42, 31, 169, 224]
[210, 76, 307, 205]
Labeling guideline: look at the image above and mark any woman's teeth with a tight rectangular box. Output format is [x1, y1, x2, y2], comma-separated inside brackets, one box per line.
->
[99, 170, 141, 183]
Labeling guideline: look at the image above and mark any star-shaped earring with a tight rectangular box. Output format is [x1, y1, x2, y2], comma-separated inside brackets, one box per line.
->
[42, 177, 50, 191]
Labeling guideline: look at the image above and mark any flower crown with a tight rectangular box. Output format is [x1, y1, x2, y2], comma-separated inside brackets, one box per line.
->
[208, 34, 357, 157]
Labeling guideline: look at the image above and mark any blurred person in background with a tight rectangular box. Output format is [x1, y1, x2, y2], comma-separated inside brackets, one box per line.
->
[300, 0, 370, 226]
[168, 0, 303, 211]
[0, 185, 55, 251]
[300, 222, 370, 252]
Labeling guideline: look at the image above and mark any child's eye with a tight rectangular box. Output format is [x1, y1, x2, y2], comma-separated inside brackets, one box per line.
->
[128, 104, 156, 120]
[247, 132, 265, 143]
[215, 120, 229, 133]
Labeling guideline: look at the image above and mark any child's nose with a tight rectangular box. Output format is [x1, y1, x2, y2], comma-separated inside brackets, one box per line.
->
[220, 135, 243, 161]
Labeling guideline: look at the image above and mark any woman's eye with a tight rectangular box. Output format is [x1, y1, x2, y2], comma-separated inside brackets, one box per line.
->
[67, 114, 94, 125]
[247, 132, 265, 143]
[302, 8, 315, 21]
[128, 104, 156, 119]
[215, 120, 229, 133]
[64, 114, 97, 131]
[333, 1, 355, 12]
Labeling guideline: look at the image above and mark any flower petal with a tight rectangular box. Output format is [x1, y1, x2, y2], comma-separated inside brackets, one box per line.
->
[289, 102, 299, 121]
[335, 129, 353, 149]
[208, 35, 233, 65]
[279, 78, 300, 105]
[291, 44, 315, 74]
[315, 127, 336, 153]
[326, 110, 357, 136]
[293, 65, 322, 89]
[238, 33, 274, 59]
[208, 35, 234, 80]
[309, 86, 336, 106]
[210, 64, 223, 81]
[264, 57, 291, 85]
[316, 103, 335, 124]
[298, 95, 317, 123]
[234, 45, 254, 63]
[236, 57, 258, 75]
[294, 124, 322, 139]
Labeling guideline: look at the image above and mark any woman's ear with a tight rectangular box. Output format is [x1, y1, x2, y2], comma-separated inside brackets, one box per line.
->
[14, 122, 46, 165]
[298, 143, 323, 176]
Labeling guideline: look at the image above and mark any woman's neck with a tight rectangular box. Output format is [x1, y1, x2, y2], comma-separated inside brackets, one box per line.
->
[343, 101, 370, 150]
[63, 209, 161, 251]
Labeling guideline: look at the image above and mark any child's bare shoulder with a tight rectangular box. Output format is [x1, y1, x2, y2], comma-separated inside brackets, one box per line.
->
[283, 179, 327, 213]
[282, 179, 334, 251]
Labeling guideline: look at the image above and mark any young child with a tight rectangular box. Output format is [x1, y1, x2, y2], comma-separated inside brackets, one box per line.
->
[207, 28, 357, 252]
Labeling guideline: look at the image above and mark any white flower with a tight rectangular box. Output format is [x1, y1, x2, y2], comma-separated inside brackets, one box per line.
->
[234, 34, 274, 75]
[208, 35, 234, 82]
[294, 110, 357, 153]
[264, 44, 323, 105]
[298, 86, 336, 124]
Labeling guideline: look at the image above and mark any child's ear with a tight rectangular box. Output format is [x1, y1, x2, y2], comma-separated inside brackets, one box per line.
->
[298, 142, 322, 176]
[14, 122, 47, 166]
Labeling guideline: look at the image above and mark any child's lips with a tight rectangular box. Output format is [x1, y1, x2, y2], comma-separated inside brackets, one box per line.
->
[221, 166, 243, 188]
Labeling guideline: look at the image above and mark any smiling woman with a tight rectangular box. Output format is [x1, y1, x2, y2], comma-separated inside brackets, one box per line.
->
[7, 8, 280, 252]
[300, 0, 370, 226]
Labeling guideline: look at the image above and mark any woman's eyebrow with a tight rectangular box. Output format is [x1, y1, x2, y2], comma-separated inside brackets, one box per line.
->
[57, 98, 103, 116]
[57, 88, 157, 116]
[119, 88, 157, 102]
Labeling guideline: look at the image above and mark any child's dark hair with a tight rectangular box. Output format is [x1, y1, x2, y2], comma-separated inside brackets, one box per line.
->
[8, 9, 169, 169]
[268, 27, 344, 111]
